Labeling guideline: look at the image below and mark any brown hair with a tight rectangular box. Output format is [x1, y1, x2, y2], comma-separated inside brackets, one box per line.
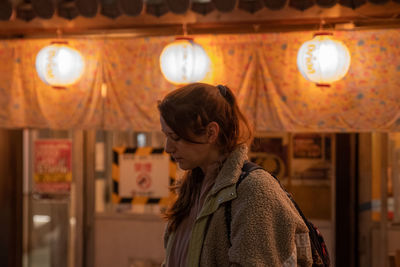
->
[157, 83, 252, 232]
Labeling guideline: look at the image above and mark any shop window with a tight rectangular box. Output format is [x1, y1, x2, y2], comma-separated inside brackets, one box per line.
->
[249, 132, 334, 221]
[95, 131, 171, 215]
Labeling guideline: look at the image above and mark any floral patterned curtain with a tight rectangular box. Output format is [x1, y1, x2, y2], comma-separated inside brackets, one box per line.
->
[0, 29, 399, 132]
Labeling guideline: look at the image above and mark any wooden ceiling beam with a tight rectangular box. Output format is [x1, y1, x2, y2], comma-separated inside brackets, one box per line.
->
[0, 2, 399, 38]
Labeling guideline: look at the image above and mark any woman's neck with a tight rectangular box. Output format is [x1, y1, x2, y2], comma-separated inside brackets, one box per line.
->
[200, 150, 228, 180]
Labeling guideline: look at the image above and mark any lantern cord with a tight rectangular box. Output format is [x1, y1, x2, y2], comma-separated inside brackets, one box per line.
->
[319, 20, 324, 31]
[56, 28, 62, 39]
[313, 19, 326, 35]
[253, 24, 260, 33]
[182, 23, 188, 36]
[51, 28, 68, 44]
[314, 19, 336, 35]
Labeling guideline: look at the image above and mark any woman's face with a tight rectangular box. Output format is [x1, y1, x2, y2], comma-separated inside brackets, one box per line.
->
[160, 116, 214, 171]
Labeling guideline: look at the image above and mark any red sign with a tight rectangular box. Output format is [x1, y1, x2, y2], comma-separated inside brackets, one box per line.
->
[34, 139, 72, 194]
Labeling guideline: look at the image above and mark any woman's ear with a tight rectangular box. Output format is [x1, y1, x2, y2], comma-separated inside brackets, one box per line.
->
[206, 122, 220, 144]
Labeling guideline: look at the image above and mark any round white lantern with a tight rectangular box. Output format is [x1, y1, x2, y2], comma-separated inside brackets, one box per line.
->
[297, 33, 351, 86]
[35, 42, 85, 88]
[160, 38, 210, 84]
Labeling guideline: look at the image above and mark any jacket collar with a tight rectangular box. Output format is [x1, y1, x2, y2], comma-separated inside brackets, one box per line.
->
[209, 144, 248, 196]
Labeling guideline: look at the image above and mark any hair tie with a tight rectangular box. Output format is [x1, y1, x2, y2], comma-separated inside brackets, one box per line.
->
[217, 84, 227, 97]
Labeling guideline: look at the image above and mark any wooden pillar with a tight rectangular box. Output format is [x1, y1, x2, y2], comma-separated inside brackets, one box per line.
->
[358, 133, 373, 267]
[378, 133, 388, 267]
[84, 130, 96, 267]
[0, 129, 23, 267]
[72, 130, 84, 267]
[335, 133, 358, 267]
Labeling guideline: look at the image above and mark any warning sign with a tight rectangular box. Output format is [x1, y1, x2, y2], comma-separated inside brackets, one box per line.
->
[112, 147, 177, 206]
[118, 147, 170, 199]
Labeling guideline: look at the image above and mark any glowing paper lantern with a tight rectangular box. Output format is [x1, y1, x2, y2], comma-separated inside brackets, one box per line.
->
[35, 42, 85, 88]
[297, 33, 351, 86]
[160, 38, 210, 84]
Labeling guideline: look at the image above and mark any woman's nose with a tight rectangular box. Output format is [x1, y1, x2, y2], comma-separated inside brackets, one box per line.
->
[164, 138, 175, 154]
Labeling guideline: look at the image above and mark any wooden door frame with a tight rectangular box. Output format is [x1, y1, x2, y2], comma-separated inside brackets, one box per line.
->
[335, 133, 359, 267]
[0, 129, 23, 267]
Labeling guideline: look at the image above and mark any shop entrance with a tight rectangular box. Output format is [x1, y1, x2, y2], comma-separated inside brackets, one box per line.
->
[22, 129, 87, 267]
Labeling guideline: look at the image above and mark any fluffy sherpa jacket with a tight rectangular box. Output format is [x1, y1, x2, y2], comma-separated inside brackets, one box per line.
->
[164, 145, 313, 267]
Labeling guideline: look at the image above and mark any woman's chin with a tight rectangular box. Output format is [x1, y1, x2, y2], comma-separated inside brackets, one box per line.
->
[177, 162, 191, 171]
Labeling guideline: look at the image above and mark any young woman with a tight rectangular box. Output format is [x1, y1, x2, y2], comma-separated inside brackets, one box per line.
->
[158, 83, 312, 267]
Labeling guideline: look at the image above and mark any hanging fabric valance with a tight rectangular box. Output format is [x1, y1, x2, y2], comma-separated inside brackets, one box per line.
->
[0, 29, 399, 132]
[0, 0, 397, 21]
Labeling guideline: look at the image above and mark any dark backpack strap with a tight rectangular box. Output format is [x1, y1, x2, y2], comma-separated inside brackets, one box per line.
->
[225, 161, 263, 247]
[263, 175, 330, 265]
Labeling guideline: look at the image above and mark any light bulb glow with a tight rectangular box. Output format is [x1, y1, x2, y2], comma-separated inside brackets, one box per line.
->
[36, 44, 85, 88]
[297, 35, 351, 85]
[160, 39, 210, 84]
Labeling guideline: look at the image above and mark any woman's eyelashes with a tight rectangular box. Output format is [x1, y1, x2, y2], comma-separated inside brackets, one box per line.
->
[170, 134, 181, 141]
[164, 132, 181, 142]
